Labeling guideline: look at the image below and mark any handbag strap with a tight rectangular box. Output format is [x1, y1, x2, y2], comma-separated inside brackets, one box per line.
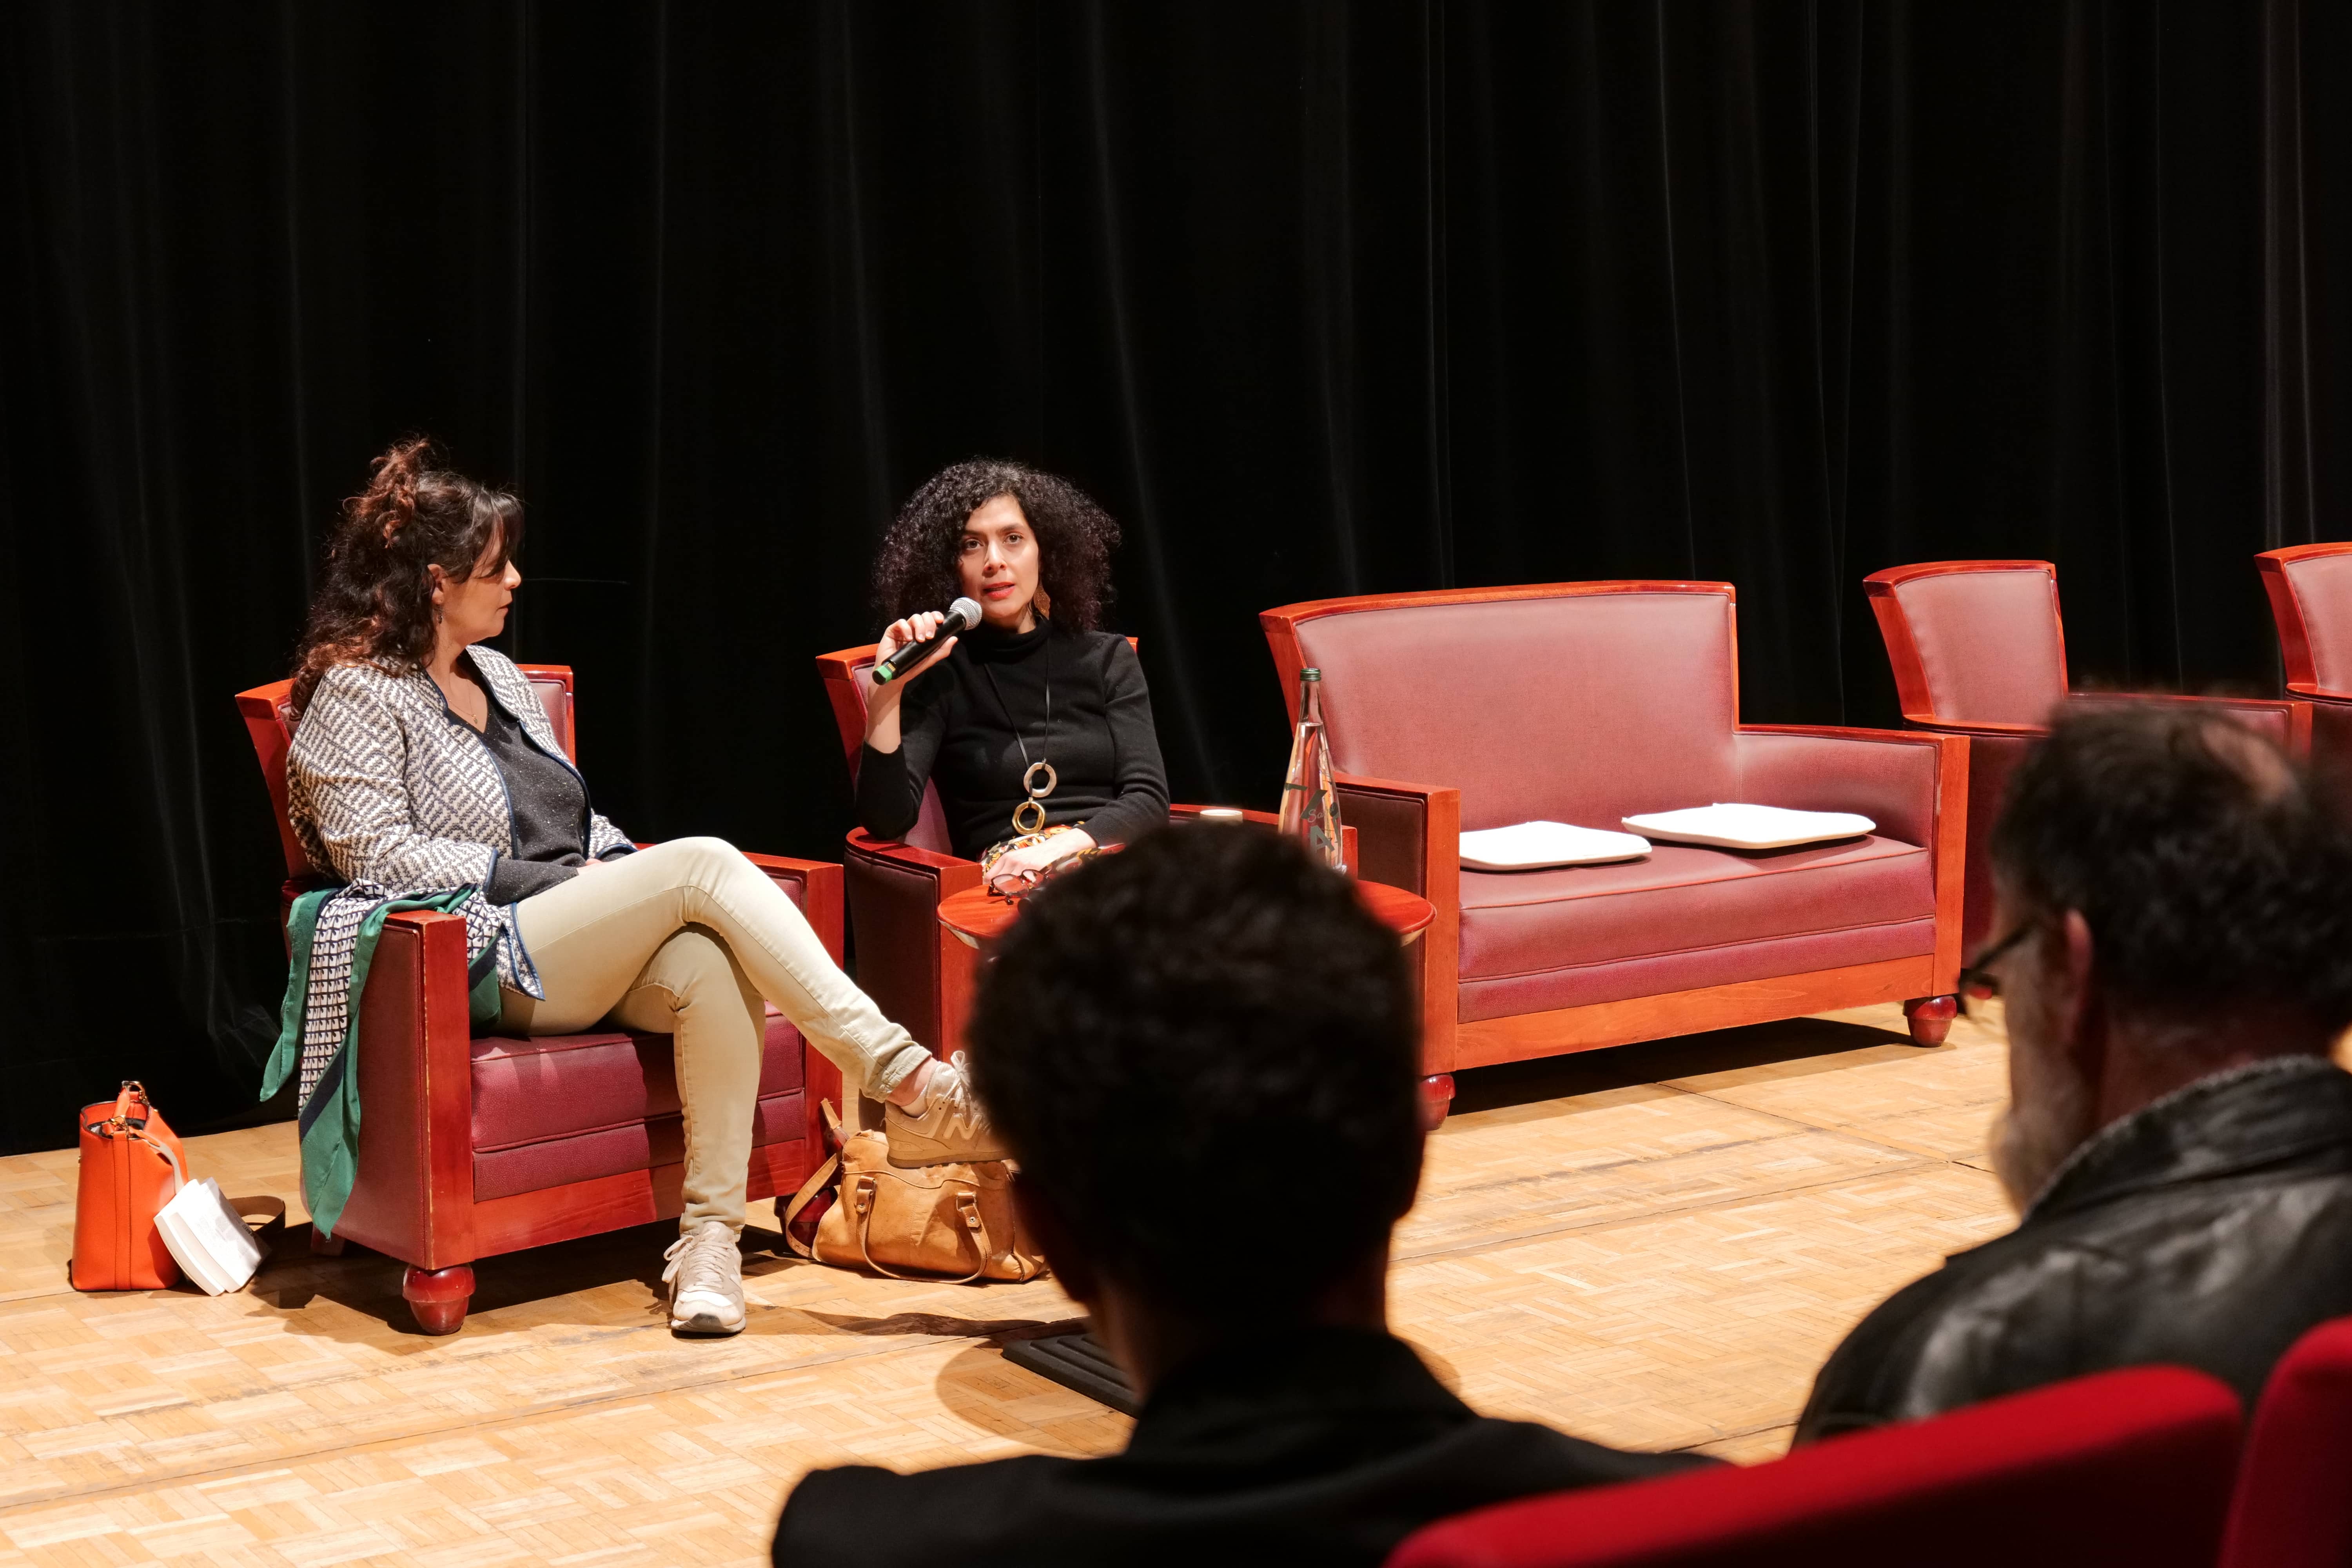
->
[780, 1151, 842, 1261]
[85, 1082, 185, 1195]
[852, 1175, 993, 1286]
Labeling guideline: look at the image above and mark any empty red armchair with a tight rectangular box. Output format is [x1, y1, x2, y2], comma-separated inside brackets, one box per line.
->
[1387, 1365, 2241, 1568]
[1866, 560, 2308, 949]
[2256, 543, 2352, 820]
[236, 666, 841, 1334]
[1258, 583, 1967, 1081]
[2218, 1314, 2352, 1568]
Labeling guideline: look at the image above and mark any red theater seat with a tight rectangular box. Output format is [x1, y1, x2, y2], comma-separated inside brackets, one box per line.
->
[236, 665, 842, 1334]
[1387, 1365, 2242, 1568]
[1866, 560, 2309, 950]
[2218, 1314, 2352, 1568]
[1258, 583, 1967, 1078]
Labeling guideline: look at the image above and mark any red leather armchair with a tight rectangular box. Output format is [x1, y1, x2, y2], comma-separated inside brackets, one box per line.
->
[1386, 1365, 2241, 1568]
[815, 642, 1308, 1074]
[1866, 560, 2310, 949]
[2256, 543, 2352, 822]
[236, 665, 841, 1334]
[1259, 583, 1967, 1079]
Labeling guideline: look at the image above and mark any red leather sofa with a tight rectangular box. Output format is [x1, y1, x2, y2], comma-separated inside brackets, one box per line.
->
[237, 666, 841, 1334]
[1866, 560, 2308, 951]
[1258, 582, 1968, 1078]
[1385, 1365, 2242, 1568]
[2256, 543, 2352, 822]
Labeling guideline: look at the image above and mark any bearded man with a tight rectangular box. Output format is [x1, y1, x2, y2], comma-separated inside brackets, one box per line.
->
[1797, 706, 2352, 1440]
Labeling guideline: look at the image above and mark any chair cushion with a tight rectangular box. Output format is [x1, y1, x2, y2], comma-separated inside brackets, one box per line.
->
[469, 1007, 808, 1200]
[2285, 552, 2352, 691]
[1457, 835, 1935, 1020]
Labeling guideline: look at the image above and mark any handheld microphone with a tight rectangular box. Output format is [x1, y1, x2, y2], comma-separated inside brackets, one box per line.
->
[872, 597, 983, 684]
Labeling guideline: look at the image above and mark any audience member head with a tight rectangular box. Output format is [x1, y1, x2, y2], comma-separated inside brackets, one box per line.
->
[1983, 706, 2352, 1208]
[872, 459, 1119, 635]
[969, 824, 1422, 1390]
[292, 437, 523, 714]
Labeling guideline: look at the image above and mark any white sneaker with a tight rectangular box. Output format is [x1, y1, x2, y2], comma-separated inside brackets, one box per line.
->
[662, 1221, 746, 1336]
[885, 1052, 1009, 1168]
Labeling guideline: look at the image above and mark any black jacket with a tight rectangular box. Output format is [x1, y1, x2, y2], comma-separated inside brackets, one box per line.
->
[1798, 1055, 2352, 1440]
[774, 1328, 1706, 1566]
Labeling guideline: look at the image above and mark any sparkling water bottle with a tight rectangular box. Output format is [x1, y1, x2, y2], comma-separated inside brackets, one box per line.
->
[1279, 668, 1347, 872]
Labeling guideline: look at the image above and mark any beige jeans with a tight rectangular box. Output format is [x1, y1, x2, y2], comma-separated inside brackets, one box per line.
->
[500, 836, 929, 1234]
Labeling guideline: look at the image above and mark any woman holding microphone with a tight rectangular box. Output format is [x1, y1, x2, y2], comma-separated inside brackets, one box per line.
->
[858, 460, 1169, 890]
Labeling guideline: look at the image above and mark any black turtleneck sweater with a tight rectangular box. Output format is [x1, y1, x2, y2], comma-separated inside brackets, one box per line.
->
[855, 619, 1170, 860]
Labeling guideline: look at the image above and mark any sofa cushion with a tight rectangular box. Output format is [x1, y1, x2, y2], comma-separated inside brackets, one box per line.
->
[1457, 835, 1935, 1020]
[473, 1091, 807, 1202]
[469, 1005, 805, 1154]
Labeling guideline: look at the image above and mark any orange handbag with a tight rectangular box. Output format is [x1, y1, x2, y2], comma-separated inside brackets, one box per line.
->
[72, 1082, 187, 1292]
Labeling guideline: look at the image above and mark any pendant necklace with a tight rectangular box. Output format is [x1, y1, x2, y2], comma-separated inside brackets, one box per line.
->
[981, 628, 1056, 836]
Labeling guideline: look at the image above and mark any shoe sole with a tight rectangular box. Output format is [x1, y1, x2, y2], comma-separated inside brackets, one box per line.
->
[670, 1308, 745, 1336]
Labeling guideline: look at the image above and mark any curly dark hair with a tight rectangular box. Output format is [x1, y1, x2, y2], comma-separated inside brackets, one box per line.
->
[1991, 706, 2352, 1031]
[871, 459, 1121, 633]
[289, 437, 522, 715]
[969, 824, 1421, 1325]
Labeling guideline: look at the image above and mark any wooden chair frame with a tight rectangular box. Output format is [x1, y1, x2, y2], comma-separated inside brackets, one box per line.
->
[1260, 582, 1969, 1072]
[236, 664, 841, 1333]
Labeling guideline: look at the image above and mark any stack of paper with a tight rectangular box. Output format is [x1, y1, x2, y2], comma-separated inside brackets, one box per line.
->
[156, 1177, 266, 1295]
[1459, 820, 1653, 871]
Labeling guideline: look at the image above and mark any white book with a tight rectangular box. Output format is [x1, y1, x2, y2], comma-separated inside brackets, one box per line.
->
[1460, 820, 1652, 871]
[156, 1178, 265, 1296]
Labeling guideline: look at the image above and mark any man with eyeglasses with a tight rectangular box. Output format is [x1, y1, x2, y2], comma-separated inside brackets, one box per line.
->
[1795, 706, 2352, 1440]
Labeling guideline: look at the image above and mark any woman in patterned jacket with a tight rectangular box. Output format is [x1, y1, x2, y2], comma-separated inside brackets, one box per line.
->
[277, 438, 1002, 1337]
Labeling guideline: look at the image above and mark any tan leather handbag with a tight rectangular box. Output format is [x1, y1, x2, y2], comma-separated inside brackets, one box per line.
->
[783, 1103, 1047, 1284]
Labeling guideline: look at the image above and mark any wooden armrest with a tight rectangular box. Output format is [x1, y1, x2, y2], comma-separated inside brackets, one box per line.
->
[1902, 715, 2048, 738]
[1330, 773, 1459, 1075]
[844, 828, 980, 875]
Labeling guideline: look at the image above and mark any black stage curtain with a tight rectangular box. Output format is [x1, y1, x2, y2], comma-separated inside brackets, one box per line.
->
[3, 2, 2348, 1152]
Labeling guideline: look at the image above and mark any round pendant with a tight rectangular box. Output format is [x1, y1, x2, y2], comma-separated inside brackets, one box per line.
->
[1023, 760, 1058, 799]
[1013, 798, 1048, 835]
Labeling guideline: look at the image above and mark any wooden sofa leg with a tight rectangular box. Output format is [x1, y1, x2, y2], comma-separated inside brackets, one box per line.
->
[1419, 1073, 1457, 1131]
[403, 1265, 475, 1335]
[1904, 996, 1958, 1047]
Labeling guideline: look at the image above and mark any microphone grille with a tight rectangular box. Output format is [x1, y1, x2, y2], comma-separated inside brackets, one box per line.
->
[949, 596, 984, 625]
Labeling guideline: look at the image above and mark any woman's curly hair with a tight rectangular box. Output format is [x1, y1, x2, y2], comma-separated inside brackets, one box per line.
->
[871, 459, 1121, 633]
[289, 437, 523, 716]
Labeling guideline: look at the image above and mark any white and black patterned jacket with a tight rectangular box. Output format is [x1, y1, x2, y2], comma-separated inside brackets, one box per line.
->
[283, 647, 631, 1102]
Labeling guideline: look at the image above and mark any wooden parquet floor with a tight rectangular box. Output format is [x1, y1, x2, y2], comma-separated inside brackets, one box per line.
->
[0, 1000, 2024, 1565]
